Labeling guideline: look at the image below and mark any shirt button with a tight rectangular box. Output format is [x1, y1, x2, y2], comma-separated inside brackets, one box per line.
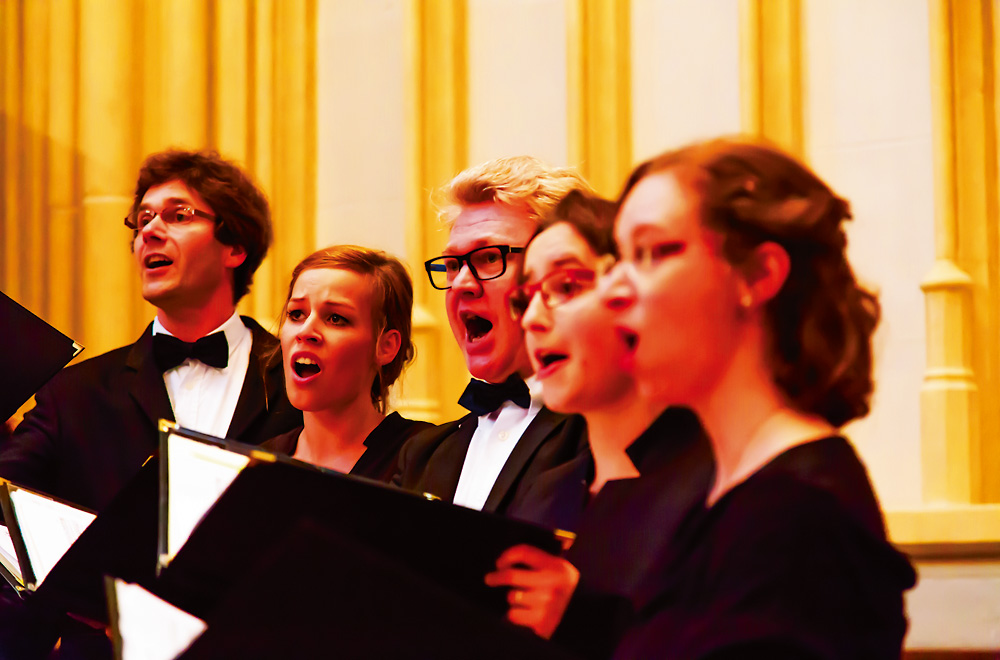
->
[498, 431, 509, 441]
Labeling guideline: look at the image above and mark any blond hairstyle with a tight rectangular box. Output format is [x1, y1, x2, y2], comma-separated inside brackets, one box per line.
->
[437, 155, 594, 226]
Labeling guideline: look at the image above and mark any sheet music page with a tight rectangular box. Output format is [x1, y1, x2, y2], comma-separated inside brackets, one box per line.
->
[8, 489, 96, 587]
[113, 579, 206, 660]
[166, 433, 250, 561]
[0, 525, 22, 583]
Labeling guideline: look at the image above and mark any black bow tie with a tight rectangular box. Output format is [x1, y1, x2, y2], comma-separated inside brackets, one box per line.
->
[152, 332, 229, 372]
[458, 374, 531, 416]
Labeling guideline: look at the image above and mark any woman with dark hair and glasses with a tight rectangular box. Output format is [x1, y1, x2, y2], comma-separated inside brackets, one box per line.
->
[490, 190, 712, 656]
[487, 138, 915, 659]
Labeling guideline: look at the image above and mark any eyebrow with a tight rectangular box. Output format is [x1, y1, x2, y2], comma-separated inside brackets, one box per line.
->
[138, 197, 193, 209]
[627, 222, 677, 242]
[523, 254, 589, 283]
[287, 297, 359, 311]
[442, 238, 497, 255]
[551, 255, 588, 269]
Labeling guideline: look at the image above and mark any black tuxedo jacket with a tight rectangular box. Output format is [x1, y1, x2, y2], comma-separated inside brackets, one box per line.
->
[393, 407, 589, 531]
[0, 316, 302, 512]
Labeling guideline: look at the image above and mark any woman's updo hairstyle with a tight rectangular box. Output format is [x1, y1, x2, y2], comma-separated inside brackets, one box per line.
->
[618, 137, 879, 426]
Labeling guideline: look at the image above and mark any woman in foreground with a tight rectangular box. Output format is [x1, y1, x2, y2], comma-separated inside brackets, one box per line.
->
[489, 138, 916, 659]
[262, 245, 430, 481]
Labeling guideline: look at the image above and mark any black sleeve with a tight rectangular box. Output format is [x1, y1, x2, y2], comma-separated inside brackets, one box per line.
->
[0, 382, 61, 493]
[551, 580, 633, 660]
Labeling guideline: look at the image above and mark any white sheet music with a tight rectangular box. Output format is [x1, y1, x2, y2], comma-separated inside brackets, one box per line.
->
[165, 433, 250, 562]
[0, 525, 22, 584]
[8, 489, 96, 587]
[113, 579, 206, 660]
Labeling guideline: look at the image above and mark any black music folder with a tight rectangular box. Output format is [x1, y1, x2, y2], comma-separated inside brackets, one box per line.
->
[154, 423, 568, 621]
[29, 421, 569, 630]
[0, 290, 83, 421]
[0, 479, 97, 596]
[176, 519, 577, 660]
[27, 458, 161, 624]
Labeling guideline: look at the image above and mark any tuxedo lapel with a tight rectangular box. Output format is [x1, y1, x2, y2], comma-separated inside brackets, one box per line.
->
[423, 415, 477, 502]
[126, 325, 175, 433]
[482, 407, 565, 513]
[226, 317, 281, 440]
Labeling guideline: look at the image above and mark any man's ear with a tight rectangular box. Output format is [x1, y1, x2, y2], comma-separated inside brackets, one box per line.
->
[376, 329, 402, 367]
[737, 241, 790, 308]
[223, 244, 248, 269]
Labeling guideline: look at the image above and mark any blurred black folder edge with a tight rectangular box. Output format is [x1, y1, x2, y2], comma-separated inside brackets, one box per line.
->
[156, 431, 564, 621]
[0, 290, 83, 422]
[30, 426, 564, 627]
[177, 519, 578, 660]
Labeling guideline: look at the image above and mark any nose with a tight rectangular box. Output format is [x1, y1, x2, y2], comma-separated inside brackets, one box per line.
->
[449, 262, 483, 296]
[138, 213, 168, 243]
[599, 262, 636, 312]
[520, 291, 550, 334]
[295, 313, 322, 343]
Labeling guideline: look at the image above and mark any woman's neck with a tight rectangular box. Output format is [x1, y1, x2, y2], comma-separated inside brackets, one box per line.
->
[296, 399, 386, 473]
[695, 344, 834, 506]
[584, 394, 665, 494]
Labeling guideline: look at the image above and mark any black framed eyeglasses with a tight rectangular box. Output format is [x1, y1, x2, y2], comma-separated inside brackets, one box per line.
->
[424, 245, 525, 290]
[124, 205, 217, 231]
[508, 268, 598, 319]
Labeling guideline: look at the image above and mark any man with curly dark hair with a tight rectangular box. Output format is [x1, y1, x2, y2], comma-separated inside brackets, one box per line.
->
[0, 150, 301, 658]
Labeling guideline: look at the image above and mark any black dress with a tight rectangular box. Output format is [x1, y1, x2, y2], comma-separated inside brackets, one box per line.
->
[615, 436, 916, 660]
[260, 412, 431, 483]
[551, 407, 714, 658]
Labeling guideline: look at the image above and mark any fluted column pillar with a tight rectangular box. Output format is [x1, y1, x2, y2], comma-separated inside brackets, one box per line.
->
[920, 0, 997, 504]
[567, 0, 631, 198]
[404, 0, 469, 423]
[739, 0, 803, 155]
[47, 0, 82, 336]
[80, 0, 140, 351]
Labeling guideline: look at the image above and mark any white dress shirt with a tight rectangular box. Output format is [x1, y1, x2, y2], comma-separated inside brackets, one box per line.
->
[153, 312, 253, 438]
[451, 376, 543, 511]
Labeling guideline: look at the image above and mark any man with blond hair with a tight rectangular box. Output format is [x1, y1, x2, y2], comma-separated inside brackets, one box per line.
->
[394, 156, 591, 531]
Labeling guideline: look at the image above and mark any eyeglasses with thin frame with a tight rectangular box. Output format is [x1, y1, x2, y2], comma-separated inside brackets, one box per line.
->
[424, 245, 525, 290]
[124, 205, 217, 231]
[508, 267, 599, 319]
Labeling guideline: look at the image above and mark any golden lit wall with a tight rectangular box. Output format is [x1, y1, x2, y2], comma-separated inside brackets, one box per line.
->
[4, 0, 999, 645]
[1, 0, 316, 370]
